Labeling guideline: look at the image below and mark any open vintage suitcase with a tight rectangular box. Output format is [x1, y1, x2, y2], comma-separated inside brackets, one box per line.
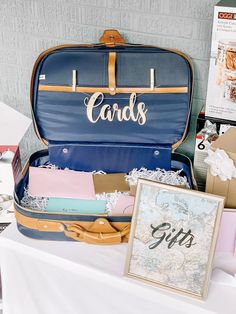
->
[14, 29, 196, 244]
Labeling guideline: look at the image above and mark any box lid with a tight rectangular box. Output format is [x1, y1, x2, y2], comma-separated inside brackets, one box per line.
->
[211, 127, 236, 153]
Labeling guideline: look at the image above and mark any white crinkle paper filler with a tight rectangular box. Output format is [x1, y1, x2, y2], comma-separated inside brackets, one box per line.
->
[96, 191, 129, 214]
[21, 187, 128, 214]
[125, 167, 189, 188]
[39, 163, 60, 170]
[21, 187, 48, 210]
[204, 148, 236, 181]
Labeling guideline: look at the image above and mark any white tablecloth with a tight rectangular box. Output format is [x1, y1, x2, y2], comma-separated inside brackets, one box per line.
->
[0, 223, 236, 314]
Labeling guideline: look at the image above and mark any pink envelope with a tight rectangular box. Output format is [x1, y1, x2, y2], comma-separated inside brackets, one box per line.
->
[28, 167, 96, 200]
[112, 195, 135, 215]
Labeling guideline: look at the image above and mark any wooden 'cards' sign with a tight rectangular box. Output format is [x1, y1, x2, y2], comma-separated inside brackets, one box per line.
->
[124, 180, 224, 300]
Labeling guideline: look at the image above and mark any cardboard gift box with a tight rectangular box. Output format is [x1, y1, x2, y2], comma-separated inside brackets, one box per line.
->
[194, 111, 236, 191]
[205, 127, 236, 208]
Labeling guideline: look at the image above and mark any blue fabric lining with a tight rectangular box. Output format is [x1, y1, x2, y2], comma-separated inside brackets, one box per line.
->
[33, 46, 192, 145]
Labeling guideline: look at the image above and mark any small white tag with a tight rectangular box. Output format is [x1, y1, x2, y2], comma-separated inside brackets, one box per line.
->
[39, 74, 46, 80]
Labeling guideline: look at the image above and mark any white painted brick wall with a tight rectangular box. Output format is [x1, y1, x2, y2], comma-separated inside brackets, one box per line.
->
[0, 0, 218, 162]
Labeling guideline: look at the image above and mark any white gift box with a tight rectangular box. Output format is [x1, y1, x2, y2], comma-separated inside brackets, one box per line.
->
[0, 102, 31, 222]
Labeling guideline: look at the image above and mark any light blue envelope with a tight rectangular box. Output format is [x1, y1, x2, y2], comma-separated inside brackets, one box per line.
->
[46, 198, 106, 214]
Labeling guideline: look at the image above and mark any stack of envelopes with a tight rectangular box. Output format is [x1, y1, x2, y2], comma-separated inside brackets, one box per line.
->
[28, 167, 134, 215]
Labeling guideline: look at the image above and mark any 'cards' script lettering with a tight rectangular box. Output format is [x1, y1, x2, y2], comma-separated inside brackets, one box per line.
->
[84, 92, 147, 125]
[149, 222, 196, 250]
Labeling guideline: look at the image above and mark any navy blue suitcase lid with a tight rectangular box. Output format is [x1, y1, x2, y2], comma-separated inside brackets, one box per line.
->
[30, 29, 193, 150]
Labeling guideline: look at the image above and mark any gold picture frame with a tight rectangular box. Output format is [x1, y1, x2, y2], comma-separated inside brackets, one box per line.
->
[124, 179, 224, 300]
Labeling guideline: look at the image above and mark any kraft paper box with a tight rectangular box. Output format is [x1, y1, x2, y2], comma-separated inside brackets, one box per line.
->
[93, 173, 130, 194]
[205, 127, 236, 208]
[194, 111, 236, 191]
[206, 0, 236, 121]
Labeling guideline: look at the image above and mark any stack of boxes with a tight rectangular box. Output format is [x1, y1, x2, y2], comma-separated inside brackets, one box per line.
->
[194, 0, 236, 255]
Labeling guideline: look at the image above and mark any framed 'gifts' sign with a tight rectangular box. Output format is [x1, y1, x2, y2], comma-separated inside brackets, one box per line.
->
[124, 180, 224, 300]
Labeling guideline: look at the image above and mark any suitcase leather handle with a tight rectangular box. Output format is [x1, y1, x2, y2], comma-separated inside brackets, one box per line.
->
[15, 210, 130, 245]
[64, 224, 130, 244]
[99, 29, 125, 46]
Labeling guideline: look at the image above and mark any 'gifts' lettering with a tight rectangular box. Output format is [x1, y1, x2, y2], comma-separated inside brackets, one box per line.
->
[84, 92, 148, 125]
[149, 222, 196, 250]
